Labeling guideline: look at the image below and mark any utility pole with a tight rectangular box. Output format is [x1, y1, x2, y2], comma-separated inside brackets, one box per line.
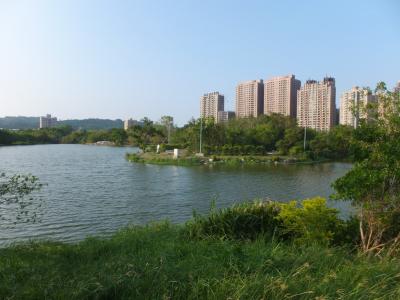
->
[303, 126, 307, 151]
[199, 117, 203, 154]
[167, 122, 171, 144]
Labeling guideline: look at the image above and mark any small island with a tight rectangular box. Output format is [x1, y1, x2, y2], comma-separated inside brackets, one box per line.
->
[126, 150, 319, 166]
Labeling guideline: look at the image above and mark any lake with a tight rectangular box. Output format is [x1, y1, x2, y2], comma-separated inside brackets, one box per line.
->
[0, 144, 352, 246]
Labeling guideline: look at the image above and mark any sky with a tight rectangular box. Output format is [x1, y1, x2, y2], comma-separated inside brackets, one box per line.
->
[0, 0, 399, 125]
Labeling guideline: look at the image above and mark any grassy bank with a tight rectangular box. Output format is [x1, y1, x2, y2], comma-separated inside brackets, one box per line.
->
[1, 223, 400, 299]
[1, 199, 400, 299]
[126, 152, 204, 166]
[126, 152, 319, 167]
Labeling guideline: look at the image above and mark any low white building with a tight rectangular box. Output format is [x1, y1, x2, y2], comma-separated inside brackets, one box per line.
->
[39, 114, 58, 128]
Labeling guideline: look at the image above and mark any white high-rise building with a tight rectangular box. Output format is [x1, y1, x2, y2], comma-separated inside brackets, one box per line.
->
[39, 114, 58, 128]
[394, 81, 400, 93]
[340, 87, 376, 128]
[235, 80, 264, 118]
[200, 92, 224, 121]
[124, 119, 142, 130]
[264, 75, 301, 118]
[297, 77, 336, 131]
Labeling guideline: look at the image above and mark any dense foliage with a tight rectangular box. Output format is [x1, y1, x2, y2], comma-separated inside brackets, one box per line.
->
[187, 198, 357, 247]
[333, 84, 400, 255]
[0, 126, 73, 145]
[0, 118, 167, 147]
[171, 114, 354, 160]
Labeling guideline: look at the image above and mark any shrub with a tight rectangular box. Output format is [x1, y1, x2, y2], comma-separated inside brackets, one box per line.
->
[277, 197, 343, 246]
[185, 198, 359, 247]
[185, 200, 282, 240]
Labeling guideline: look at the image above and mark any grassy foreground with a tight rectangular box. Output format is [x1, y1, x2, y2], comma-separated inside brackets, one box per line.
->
[1, 227, 400, 299]
[1, 199, 400, 299]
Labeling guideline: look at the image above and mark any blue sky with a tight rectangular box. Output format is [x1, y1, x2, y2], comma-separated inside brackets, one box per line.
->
[0, 0, 399, 125]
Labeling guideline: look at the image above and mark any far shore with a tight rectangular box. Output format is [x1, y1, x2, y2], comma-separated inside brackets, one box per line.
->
[126, 151, 340, 167]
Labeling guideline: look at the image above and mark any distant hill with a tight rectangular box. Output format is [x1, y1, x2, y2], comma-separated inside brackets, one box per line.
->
[0, 116, 123, 130]
[59, 119, 123, 130]
[0, 116, 39, 129]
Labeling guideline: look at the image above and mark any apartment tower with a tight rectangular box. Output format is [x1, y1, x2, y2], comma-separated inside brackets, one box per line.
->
[394, 81, 400, 93]
[340, 87, 376, 128]
[200, 92, 224, 121]
[235, 80, 264, 118]
[297, 77, 336, 131]
[124, 119, 142, 130]
[264, 75, 301, 118]
[39, 114, 58, 128]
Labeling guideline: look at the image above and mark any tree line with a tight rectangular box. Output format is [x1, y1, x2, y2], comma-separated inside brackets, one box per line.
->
[0, 114, 355, 160]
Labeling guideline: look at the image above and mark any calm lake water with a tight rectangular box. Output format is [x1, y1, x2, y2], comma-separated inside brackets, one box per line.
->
[0, 144, 352, 246]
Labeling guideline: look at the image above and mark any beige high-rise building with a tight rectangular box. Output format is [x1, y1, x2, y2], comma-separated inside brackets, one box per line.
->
[124, 119, 141, 130]
[340, 87, 376, 128]
[235, 80, 264, 118]
[200, 92, 224, 121]
[264, 75, 301, 117]
[297, 77, 336, 131]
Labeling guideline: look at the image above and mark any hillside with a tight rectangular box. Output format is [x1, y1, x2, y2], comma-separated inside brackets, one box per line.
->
[0, 116, 123, 130]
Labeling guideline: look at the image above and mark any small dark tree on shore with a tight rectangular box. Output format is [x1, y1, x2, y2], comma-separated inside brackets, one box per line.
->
[0, 174, 43, 226]
[333, 82, 400, 256]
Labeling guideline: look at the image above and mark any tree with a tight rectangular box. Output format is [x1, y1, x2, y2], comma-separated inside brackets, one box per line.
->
[160, 116, 174, 144]
[0, 174, 43, 226]
[333, 83, 400, 256]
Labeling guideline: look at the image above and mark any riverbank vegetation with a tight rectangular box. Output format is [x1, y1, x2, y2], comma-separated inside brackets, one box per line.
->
[124, 114, 355, 165]
[126, 152, 319, 166]
[1, 114, 355, 163]
[2, 198, 400, 299]
[0, 112, 355, 164]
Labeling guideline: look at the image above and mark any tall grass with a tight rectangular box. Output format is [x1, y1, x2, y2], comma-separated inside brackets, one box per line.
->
[0, 201, 399, 299]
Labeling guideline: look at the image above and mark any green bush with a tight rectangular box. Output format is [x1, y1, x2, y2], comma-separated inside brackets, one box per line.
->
[277, 197, 343, 246]
[186, 198, 358, 246]
[186, 200, 282, 240]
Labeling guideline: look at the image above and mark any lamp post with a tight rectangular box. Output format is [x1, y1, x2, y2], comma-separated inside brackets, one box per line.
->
[199, 117, 203, 154]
